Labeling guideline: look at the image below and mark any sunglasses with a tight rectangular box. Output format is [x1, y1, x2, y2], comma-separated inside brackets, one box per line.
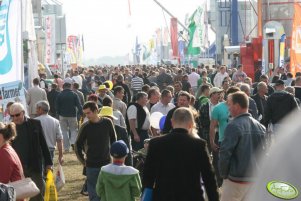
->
[10, 112, 22, 118]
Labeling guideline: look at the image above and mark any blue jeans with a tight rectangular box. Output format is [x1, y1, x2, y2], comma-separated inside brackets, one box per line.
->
[86, 167, 101, 201]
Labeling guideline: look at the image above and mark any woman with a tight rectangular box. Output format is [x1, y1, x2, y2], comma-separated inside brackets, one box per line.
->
[0, 122, 24, 183]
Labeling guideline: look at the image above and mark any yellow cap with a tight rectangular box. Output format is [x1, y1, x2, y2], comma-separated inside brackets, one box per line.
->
[98, 85, 107, 90]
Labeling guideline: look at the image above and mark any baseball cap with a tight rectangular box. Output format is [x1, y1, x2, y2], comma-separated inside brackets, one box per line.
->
[64, 77, 73, 84]
[98, 85, 107, 90]
[99, 106, 118, 120]
[110, 140, 129, 158]
[209, 87, 223, 96]
[274, 79, 285, 86]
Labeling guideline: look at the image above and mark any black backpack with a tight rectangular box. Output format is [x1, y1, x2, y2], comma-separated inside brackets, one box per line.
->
[0, 184, 16, 201]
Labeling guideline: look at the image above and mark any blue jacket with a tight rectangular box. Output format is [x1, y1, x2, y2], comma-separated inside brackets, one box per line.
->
[56, 89, 83, 117]
[219, 113, 266, 182]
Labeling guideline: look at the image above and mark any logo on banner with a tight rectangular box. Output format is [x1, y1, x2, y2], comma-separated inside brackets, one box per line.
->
[0, 0, 13, 75]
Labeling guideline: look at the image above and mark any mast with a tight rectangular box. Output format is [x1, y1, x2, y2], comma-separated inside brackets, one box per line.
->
[258, 0, 262, 37]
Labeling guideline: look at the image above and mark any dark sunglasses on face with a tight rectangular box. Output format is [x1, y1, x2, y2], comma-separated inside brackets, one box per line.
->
[10, 112, 22, 118]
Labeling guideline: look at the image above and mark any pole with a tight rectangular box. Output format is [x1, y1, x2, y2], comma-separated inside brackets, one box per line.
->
[231, 0, 238, 45]
[153, 0, 189, 32]
[258, 0, 262, 37]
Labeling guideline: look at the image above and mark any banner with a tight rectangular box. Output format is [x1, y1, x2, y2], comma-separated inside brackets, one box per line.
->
[170, 18, 178, 58]
[0, 0, 22, 84]
[45, 15, 56, 65]
[291, 3, 301, 76]
[279, 34, 285, 68]
[0, 80, 27, 123]
[66, 35, 83, 65]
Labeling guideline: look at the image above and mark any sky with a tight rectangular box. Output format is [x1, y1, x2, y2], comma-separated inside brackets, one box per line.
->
[59, 0, 206, 60]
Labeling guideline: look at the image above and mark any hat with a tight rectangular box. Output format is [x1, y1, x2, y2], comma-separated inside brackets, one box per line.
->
[99, 106, 118, 120]
[209, 87, 223, 96]
[98, 85, 107, 90]
[110, 140, 129, 158]
[274, 79, 285, 86]
[64, 77, 73, 84]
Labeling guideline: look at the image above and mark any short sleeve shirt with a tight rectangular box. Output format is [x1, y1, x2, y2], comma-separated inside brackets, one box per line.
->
[127, 105, 151, 130]
[211, 102, 229, 142]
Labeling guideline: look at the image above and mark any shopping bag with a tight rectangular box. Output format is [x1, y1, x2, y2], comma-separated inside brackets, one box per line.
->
[9, 177, 40, 199]
[44, 170, 58, 201]
[141, 188, 153, 201]
[55, 163, 65, 192]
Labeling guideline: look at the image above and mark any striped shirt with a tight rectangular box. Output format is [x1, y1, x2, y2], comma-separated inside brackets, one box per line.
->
[131, 76, 144, 91]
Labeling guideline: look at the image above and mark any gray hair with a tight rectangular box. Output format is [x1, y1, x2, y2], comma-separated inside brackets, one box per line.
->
[240, 83, 250, 94]
[10, 102, 25, 114]
[257, 81, 267, 90]
[36, 101, 50, 113]
[285, 86, 295, 95]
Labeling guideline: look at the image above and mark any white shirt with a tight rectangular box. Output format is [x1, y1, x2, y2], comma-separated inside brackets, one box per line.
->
[113, 110, 126, 128]
[127, 105, 150, 130]
[35, 114, 63, 149]
[72, 75, 83, 89]
[188, 72, 200, 87]
[150, 102, 175, 115]
[213, 72, 229, 87]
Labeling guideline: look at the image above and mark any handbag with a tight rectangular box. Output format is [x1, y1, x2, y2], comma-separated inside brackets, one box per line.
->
[44, 170, 58, 201]
[55, 163, 65, 192]
[8, 178, 40, 199]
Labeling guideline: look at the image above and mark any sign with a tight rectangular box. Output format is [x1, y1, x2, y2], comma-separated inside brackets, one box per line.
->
[45, 15, 56, 65]
[0, 80, 27, 123]
[0, 0, 22, 84]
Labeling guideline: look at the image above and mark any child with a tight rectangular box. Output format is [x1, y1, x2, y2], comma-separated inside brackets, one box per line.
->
[96, 140, 142, 201]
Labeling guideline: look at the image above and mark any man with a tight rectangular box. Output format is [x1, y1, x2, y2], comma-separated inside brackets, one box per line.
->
[240, 83, 259, 120]
[75, 102, 117, 201]
[188, 68, 200, 95]
[156, 68, 173, 91]
[181, 74, 192, 93]
[98, 85, 111, 107]
[26, 78, 48, 118]
[10, 103, 52, 201]
[173, 81, 183, 105]
[113, 86, 127, 117]
[219, 92, 266, 201]
[221, 80, 230, 93]
[252, 74, 274, 95]
[131, 69, 144, 97]
[39, 73, 49, 92]
[209, 86, 240, 187]
[35, 101, 63, 164]
[146, 87, 161, 111]
[56, 82, 83, 152]
[162, 91, 191, 134]
[213, 66, 229, 87]
[232, 64, 247, 83]
[151, 89, 175, 115]
[47, 83, 60, 118]
[264, 79, 299, 131]
[125, 92, 152, 151]
[72, 70, 83, 89]
[114, 74, 131, 104]
[198, 87, 223, 150]
[73, 82, 85, 107]
[294, 76, 301, 100]
[251, 82, 268, 124]
[143, 107, 219, 201]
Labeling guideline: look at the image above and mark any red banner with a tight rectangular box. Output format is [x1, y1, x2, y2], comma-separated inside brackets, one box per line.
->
[170, 18, 178, 58]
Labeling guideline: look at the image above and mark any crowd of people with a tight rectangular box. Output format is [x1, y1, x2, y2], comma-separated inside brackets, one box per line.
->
[0, 63, 300, 201]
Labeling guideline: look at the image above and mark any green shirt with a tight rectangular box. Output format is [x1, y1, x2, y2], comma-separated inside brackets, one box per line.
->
[211, 102, 229, 142]
[96, 164, 142, 201]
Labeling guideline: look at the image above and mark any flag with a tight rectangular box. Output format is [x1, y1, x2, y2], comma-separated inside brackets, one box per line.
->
[82, 35, 85, 51]
[291, 3, 301, 76]
[170, 18, 178, 58]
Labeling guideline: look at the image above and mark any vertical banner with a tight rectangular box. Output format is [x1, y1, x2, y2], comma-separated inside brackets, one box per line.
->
[291, 3, 301, 76]
[178, 40, 185, 64]
[170, 18, 178, 58]
[0, 81, 27, 123]
[0, 0, 22, 84]
[45, 15, 56, 65]
[279, 34, 286, 68]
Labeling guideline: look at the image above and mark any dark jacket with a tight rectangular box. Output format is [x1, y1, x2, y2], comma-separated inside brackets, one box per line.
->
[47, 89, 60, 117]
[252, 83, 274, 96]
[125, 103, 146, 134]
[248, 97, 258, 120]
[219, 113, 266, 182]
[156, 73, 173, 90]
[114, 82, 132, 104]
[143, 128, 219, 201]
[162, 107, 177, 134]
[252, 93, 268, 124]
[264, 91, 299, 127]
[114, 125, 132, 166]
[12, 118, 53, 173]
[56, 88, 83, 117]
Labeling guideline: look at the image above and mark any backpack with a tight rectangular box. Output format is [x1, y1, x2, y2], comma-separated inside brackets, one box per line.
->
[0, 184, 16, 201]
